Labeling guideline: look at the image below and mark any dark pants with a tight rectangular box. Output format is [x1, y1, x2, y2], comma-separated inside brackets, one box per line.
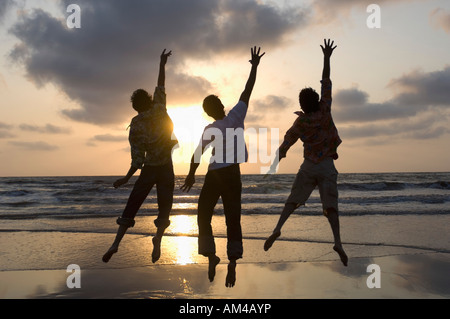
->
[197, 164, 243, 261]
[117, 161, 174, 229]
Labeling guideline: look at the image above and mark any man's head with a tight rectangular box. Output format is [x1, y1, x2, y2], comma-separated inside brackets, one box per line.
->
[131, 89, 152, 113]
[299, 88, 320, 114]
[203, 95, 226, 120]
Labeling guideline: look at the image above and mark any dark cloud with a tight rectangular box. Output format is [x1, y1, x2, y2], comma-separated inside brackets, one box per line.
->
[9, 0, 307, 125]
[333, 88, 406, 122]
[245, 95, 293, 125]
[339, 112, 449, 140]
[19, 123, 72, 134]
[166, 71, 214, 106]
[0, 0, 15, 23]
[389, 66, 450, 107]
[253, 95, 292, 111]
[334, 66, 450, 140]
[8, 141, 59, 151]
[334, 66, 450, 123]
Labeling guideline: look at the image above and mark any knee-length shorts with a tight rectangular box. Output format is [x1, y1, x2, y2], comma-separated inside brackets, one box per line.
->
[286, 157, 339, 216]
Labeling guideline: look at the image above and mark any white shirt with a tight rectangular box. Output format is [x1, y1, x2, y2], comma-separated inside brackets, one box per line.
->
[199, 101, 248, 171]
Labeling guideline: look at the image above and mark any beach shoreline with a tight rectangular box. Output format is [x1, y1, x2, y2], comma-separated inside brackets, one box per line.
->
[1, 173, 449, 300]
[1, 232, 449, 299]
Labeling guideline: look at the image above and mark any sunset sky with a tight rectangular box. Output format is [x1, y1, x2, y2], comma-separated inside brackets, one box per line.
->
[0, 0, 449, 177]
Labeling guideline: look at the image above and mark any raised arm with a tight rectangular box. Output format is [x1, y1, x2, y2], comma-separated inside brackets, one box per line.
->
[320, 39, 336, 80]
[239, 46, 265, 106]
[157, 49, 172, 87]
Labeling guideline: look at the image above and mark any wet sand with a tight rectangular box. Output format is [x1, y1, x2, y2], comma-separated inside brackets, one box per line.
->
[1, 232, 449, 300]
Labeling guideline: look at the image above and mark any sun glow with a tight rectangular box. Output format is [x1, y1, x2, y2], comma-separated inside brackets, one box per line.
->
[168, 105, 210, 144]
[167, 105, 212, 172]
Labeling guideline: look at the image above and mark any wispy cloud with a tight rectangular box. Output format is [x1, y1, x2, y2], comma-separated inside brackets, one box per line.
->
[86, 133, 128, 147]
[19, 123, 72, 134]
[430, 8, 450, 33]
[92, 134, 128, 142]
[0, 122, 13, 130]
[0, 131, 15, 139]
[0, 122, 14, 138]
[9, 141, 59, 151]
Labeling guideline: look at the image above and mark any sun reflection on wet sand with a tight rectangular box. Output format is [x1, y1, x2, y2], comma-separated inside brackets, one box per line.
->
[166, 236, 198, 265]
[168, 215, 197, 236]
[171, 201, 197, 211]
[165, 215, 199, 265]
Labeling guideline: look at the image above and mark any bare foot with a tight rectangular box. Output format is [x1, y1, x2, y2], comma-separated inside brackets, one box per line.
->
[208, 255, 220, 282]
[225, 262, 236, 288]
[333, 245, 348, 266]
[102, 246, 118, 263]
[152, 237, 161, 263]
[264, 231, 281, 251]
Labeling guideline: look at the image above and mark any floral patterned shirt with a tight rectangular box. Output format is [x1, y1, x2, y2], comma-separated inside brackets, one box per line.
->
[129, 86, 178, 168]
[280, 78, 341, 163]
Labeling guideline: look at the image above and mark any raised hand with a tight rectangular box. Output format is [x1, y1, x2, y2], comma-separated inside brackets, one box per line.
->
[160, 49, 172, 65]
[320, 39, 337, 58]
[249, 46, 265, 66]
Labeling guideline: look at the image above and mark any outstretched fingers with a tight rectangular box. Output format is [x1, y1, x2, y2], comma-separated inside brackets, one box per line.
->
[250, 46, 265, 65]
[324, 39, 337, 50]
[162, 48, 172, 55]
[254, 46, 265, 58]
[161, 49, 172, 63]
[321, 39, 337, 56]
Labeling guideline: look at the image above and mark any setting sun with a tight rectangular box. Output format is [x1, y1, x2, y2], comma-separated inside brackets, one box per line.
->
[167, 105, 212, 173]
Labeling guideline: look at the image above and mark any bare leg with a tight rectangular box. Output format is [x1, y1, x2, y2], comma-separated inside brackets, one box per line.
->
[152, 226, 168, 263]
[264, 202, 298, 251]
[207, 254, 221, 282]
[326, 208, 348, 266]
[225, 259, 237, 288]
[102, 225, 129, 263]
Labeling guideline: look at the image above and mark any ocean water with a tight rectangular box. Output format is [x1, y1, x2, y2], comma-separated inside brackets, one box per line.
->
[0, 172, 448, 219]
[0, 172, 449, 268]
